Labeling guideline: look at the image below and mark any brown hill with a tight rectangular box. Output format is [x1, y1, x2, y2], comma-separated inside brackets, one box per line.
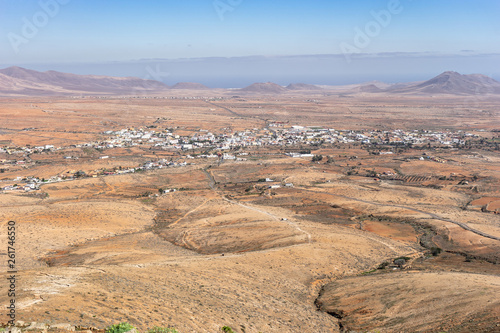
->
[0, 66, 169, 95]
[360, 84, 384, 93]
[286, 83, 322, 90]
[388, 71, 500, 95]
[239, 82, 287, 94]
[171, 82, 209, 90]
[0, 72, 59, 94]
[316, 271, 500, 332]
[353, 84, 384, 93]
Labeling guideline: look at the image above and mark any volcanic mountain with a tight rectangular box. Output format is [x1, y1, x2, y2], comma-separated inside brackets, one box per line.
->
[239, 82, 288, 94]
[354, 84, 384, 93]
[0, 66, 169, 95]
[387, 71, 500, 95]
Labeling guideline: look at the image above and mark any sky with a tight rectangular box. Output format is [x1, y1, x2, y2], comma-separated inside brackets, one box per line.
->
[0, 0, 499, 86]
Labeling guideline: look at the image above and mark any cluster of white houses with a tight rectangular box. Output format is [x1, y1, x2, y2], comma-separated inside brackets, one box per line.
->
[0, 124, 480, 193]
[0, 125, 478, 158]
[98, 125, 476, 151]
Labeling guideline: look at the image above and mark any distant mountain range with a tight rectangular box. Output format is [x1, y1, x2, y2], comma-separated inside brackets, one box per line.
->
[0, 66, 168, 95]
[0, 66, 499, 96]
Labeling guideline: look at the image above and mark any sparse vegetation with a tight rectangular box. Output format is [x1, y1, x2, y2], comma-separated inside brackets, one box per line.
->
[221, 326, 235, 333]
[377, 261, 389, 270]
[361, 269, 378, 275]
[106, 322, 136, 333]
[430, 247, 442, 256]
[312, 154, 323, 162]
[2, 94, 499, 333]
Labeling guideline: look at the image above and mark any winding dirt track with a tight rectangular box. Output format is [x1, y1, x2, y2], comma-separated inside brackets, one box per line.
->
[202, 168, 312, 243]
[203, 166, 499, 242]
[297, 187, 500, 242]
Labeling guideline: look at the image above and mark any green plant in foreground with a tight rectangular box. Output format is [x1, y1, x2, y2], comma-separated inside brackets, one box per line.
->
[221, 326, 235, 333]
[106, 322, 136, 333]
[147, 327, 179, 333]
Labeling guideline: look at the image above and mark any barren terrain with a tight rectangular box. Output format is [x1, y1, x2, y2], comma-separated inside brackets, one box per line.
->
[0, 95, 499, 332]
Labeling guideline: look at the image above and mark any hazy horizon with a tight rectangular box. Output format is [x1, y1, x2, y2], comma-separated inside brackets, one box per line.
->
[2, 52, 500, 89]
[1, 0, 499, 87]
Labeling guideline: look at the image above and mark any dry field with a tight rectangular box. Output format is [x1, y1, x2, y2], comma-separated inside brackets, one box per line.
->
[0, 96, 499, 332]
[1, 94, 499, 146]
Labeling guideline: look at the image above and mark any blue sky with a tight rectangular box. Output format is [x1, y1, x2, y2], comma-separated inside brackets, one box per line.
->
[0, 0, 499, 85]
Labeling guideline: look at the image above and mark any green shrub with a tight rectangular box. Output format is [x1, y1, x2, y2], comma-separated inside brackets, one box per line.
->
[377, 261, 389, 269]
[221, 326, 235, 333]
[312, 154, 323, 162]
[430, 247, 442, 256]
[147, 327, 179, 333]
[106, 322, 136, 333]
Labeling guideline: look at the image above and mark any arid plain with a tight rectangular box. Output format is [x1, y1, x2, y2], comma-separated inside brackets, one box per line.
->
[1, 92, 500, 333]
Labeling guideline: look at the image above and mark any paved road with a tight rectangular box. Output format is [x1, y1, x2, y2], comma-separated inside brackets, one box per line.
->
[204, 101, 246, 118]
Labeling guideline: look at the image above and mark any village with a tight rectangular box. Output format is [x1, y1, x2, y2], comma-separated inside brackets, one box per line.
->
[100, 123, 477, 150]
[0, 123, 488, 193]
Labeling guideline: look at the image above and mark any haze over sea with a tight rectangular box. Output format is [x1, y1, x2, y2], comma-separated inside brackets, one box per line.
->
[1, 0, 499, 87]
